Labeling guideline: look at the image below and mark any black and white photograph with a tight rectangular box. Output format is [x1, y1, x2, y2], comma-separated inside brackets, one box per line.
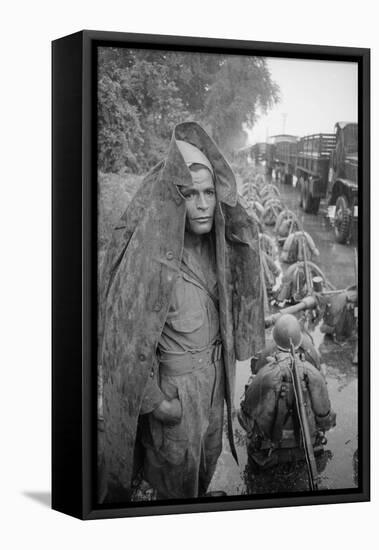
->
[96, 45, 362, 505]
[2, 0, 378, 542]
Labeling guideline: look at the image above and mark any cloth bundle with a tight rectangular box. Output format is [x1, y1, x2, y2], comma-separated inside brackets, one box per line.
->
[280, 231, 319, 263]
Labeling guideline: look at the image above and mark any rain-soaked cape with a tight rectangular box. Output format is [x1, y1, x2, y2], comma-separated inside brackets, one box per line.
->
[98, 122, 265, 503]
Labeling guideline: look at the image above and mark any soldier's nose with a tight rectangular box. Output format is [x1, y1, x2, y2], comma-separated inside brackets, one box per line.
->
[197, 194, 208, 209]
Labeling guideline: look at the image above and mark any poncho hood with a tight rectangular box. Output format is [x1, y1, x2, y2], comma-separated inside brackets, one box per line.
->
[171, 122, 237, 206]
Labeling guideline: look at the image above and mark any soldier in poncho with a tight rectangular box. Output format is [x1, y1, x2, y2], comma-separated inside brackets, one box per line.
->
[98, 122, 264, 502]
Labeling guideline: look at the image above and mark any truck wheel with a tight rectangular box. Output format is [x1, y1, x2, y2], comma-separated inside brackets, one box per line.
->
[310, 196, 320, 214]
[302, 187, 313, 213]
[285, 174, 292, 185]
[302, 184, 320, 214]
[334, 195, 351, 244]
[301, 179, 311, 211]
[301, 187, 307, 210]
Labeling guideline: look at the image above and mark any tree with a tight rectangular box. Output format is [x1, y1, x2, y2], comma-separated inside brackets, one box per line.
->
[204, 56, 280, 155]
[97, 48, 279, 173]
[98, 48, 143, 173]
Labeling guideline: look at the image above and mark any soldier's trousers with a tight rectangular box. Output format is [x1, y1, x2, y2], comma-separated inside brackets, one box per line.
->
[141, 352, 224, 499]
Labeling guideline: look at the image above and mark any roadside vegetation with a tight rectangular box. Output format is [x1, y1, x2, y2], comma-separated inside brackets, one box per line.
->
[98, 48, 279, 255]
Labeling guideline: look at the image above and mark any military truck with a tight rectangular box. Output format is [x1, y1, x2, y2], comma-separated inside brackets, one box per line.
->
[296, 122, 358, 244]
[251, 142, 269, 163]
[296, 132, 336, 214]
[327, 122, 358, 243]
[269, 134, 299, 185]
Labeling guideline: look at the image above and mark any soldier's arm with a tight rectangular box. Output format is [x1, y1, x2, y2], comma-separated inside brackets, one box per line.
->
[139, 359, 181, 424]
[152, 398, 182, 425]
[140, 375, 166, 415]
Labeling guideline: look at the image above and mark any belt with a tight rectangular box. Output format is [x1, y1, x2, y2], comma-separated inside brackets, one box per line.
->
[159, 342, 223, 376]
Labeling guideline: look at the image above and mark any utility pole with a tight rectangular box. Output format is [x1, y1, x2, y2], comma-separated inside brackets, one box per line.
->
[281, 113, 288, 135]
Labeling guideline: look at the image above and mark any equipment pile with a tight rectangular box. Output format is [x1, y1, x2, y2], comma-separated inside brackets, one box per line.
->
[235, 164, 358, 488]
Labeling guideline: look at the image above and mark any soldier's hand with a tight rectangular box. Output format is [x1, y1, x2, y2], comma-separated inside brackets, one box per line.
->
[153, 398, 182, 425]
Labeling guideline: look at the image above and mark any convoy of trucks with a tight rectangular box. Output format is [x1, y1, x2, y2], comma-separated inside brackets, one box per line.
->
[249, 122, 358, 244]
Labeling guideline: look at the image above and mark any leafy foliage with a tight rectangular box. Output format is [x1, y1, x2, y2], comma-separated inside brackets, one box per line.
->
[98, 48, 279, 173]
[204, 56, 280, 154]
[98, 171, 142, 253]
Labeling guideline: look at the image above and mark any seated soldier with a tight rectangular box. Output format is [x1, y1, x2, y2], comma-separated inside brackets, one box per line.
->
[239, 314, 336, 469]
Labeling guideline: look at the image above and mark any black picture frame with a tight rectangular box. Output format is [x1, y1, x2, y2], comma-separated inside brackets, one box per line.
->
[52, 30, 370, 520]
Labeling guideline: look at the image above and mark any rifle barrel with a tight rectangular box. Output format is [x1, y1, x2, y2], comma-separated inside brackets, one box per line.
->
[290, 343, 319, 490]
[302, 234, 313, 294]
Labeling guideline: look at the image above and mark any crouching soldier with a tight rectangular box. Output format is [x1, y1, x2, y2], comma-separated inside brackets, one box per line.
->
[238, 314, 336, 471]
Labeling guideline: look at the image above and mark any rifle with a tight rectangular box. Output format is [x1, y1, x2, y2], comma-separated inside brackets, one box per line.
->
[289, 340, 319, 491]
[301, 231, 313, 296]
[265, 295, 317, 327]
[260, 254, 270, 315]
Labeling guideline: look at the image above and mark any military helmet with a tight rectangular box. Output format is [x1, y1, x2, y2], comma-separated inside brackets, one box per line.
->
[272, 314, 302, 351]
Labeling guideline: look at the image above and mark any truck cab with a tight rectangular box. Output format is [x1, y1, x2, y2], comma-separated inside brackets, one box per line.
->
[327, 122, 358, 243]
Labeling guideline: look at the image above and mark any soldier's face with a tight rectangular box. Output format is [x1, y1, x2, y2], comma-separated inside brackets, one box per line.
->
[183, 168, 216, 235]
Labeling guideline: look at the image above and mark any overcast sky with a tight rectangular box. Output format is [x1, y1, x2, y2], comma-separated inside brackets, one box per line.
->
[246, 57, 358, 144]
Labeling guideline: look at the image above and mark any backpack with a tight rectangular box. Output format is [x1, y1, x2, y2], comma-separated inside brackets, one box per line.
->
[239, 353, 335, 468]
